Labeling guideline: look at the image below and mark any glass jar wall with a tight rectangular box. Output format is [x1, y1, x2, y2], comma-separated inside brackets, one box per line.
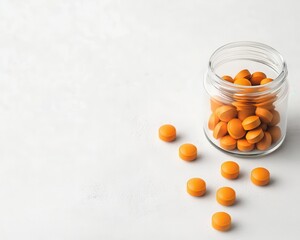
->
[203, 42, 288, 157]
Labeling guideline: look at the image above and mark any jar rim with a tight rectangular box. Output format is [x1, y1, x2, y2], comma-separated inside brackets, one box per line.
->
[207, 41, 288, 93]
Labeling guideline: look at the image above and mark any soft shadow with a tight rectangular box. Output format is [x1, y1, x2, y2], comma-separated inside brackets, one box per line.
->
[202, 188, 211, 198]
[233, 198, 242, 207]
[228, 222, 237, 232]
[237, 170, 245, 180]
[173, 134, 182, 142]
[266, 177, 276, 187]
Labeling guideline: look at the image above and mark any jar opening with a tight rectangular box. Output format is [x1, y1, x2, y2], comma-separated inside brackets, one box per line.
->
[206, 41, 288, 100]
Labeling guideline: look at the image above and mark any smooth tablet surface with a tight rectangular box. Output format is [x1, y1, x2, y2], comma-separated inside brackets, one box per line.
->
[242, 115, 261, 130]
[256, 131, 272, 151]
[221, 161, 240, 179]
[220, 135, 237, 150]
[251, 167, 270, 186]
[268, 126, 282, 143]
[251, 72, 266, 85]
[213, 121, 228, 139]
[216, 105, 237, 122]
[212, 212, 231, 231]
[216, 187, 236, 206]
[234, 78, 252, 86]
[227, 118, 246, 139]
[159, 124, 176, 142]
[234, 69, 251, 80]
[187, 178, 206, 196]
[255, 107, 273, 123]
[237, 138, 255, 152]
[179, 143, 197, 161]
[222, 75, 234, 83]
[238, 108, 256, 121]
[208, 112, 220, 130]
[269, 110, 280, 126]
[260, 78, 273, 85]
[246, 127, 264, 144]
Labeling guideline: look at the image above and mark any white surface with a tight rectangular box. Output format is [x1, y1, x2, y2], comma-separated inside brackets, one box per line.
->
[0, 0, 300, 239]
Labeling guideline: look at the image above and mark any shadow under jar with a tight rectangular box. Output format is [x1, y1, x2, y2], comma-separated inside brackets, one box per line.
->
[203, 41, 288, 157]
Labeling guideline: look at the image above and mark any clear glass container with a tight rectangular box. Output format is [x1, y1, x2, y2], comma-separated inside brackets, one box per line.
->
[203, 41, 288, 157]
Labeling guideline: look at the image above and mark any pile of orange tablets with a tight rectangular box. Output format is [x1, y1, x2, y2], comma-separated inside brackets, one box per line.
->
[209, 69, 281, 152]
[159, 124, 271, 232]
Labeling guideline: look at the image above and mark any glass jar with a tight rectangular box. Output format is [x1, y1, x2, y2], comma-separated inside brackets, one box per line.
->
[203, 41, 288, 157]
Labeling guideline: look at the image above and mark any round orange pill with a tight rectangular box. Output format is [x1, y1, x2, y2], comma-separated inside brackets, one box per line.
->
[255, 107, 273, 123]
[213, 121, 228, 139]
[227, 118, 246, 139]
[269, 110, 280, 126]
[216, 105, 237, 122]
[234, 78, 252, 86]
[222, 75, 234, 83]
[242, 115, 261, 130]
[234, 69, 251, 80]
[220, 135, 237, 150]
[179, 143, 197, 161]
[260, 78, 273, 85]
[221, 161, 239, 179]
[238, 108, 255, 121]
[250, 72, 266, 85]
[216, 187, 236, 206]
[251, 167, 270, 186]
[256, 131, 272, 151]
[159, 124, 176, 142]
[246, 127, 264, 144]
[268, 126, 281, 143]
[187, 178, 206, 196]
[237, 138, 255, 152]
[208, 112, 220, 130]
[212, 212, 231, 231]
[210, 98, 223, 112]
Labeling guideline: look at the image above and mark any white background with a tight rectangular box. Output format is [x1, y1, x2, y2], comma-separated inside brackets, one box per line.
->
[0, 0, 299, 239]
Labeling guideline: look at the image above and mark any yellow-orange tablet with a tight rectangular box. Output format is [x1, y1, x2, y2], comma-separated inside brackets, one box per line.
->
[212, 212, 231, 231]
[269, 110, 280, 126]
[251, 167, 270, 186]
[187, 178, 206, 196]
[179, 143, 197, 161]
[216, 105, 237, 122]
[227, 118, 246, 139]
[251, 72, 266, 85]
[221, 161, 239, 179]
[268, 126, 281, 143]
[234, 78, 252, 86]
[222, 75, 234, 83]
[208, 112, 220, 130]
[260, 78, 273, 85]
[234, 69, 251, 80]
[237, 138, 255, 152]
[255, 107, 273, 123]
[220, 135, 237, 150]
[246, 127, 264, 144]
[242, 115, 261, 130]
[159, 124, 176, 142]
[256, 131, 272, 151]
[213, 121, 228, 139]
[216, 187, 236, 206]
